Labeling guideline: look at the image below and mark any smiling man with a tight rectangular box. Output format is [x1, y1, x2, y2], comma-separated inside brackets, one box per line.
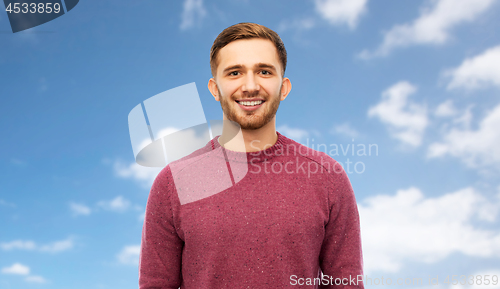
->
[208, 29, 291, 152]
[139, 23, 364, 288]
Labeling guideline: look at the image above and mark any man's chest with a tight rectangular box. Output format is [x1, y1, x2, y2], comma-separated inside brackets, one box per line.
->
[175, 172, 332, 251]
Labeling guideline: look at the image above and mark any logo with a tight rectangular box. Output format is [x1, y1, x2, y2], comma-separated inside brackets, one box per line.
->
[128, 83, 249, 205]
[3, 0, 79, 33]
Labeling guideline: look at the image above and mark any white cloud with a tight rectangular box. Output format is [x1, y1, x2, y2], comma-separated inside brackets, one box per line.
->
[435, 99, 458, 117]
[368, 81, 428, 147]
[1, 263, 30, 275]
[359, 0, 496, 58]
[1, 264, 48, 284]
[314, 0, 368, 29]
[39, 238, 74, 253]
[445, 45, 500, 90]
[0, 238, 73, 253]
[0, 240, 36, 251]
[117, 245, 141, 265]
[97, 196, 131, 213]
[428, 103, 500, 168]
[180, 0, 206, 30]
[25, 275, 47, 283]
[114, 160, 162, 188]
[453, 105, 474, 129]
[330, 122, 360, 138]
[277, 124, 310, 142]
[359, 187, 500, 273]
[69, 202, 91, 216]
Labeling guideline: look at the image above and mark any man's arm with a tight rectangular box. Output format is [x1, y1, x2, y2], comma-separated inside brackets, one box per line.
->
[319, 164, 364, 288]
[139, 166, 183, 289]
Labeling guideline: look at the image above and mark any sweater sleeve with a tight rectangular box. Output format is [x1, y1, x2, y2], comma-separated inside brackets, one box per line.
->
[139, 166, 183, 289]
[319, 164, 364, 288]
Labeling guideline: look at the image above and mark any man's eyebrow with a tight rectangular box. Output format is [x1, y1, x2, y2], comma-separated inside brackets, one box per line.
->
[222, 63, 278, 74]
[222, 65, 244, 74]
[255, 63, 277, 72]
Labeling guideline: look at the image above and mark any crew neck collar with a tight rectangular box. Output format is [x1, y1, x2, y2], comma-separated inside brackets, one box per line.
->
[210, 131, 287, 163]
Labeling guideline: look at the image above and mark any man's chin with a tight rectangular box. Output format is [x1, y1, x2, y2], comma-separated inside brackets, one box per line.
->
[232, 116, 274, 130]
[234, 121, 265, 130]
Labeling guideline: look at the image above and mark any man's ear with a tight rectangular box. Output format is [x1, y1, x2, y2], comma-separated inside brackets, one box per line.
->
[208, 78, 220, 101]
[280, 77, 292, 101]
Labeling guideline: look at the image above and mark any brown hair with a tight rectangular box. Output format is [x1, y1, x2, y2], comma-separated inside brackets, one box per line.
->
[210, 22, 287, 78]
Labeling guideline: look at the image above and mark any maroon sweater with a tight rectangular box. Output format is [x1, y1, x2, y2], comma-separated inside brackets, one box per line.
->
[139, 132, 364, 288]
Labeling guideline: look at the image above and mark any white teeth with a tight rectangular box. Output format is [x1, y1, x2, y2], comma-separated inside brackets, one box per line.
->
[239, 100, 263, 106]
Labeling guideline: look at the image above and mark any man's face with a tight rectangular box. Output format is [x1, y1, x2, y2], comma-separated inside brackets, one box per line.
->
[209, 38, 290, 130]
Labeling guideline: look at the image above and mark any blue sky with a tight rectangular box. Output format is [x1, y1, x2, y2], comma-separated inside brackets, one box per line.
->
[1, 0, 500, 288]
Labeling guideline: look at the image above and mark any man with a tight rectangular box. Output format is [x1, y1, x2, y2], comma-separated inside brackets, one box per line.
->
[139, 22, 364, 288]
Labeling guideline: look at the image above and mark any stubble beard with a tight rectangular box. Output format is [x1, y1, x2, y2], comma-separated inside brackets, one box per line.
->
[218, 86, 281, 130]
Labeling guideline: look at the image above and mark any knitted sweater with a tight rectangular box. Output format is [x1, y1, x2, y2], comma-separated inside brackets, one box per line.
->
[139, 132, 364, 288]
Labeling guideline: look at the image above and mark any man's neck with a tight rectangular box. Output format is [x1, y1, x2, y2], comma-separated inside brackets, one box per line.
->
[218, 119, 278, 152]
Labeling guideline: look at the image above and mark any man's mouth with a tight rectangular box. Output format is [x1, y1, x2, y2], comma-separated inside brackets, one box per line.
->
[235, 100, 264, 107]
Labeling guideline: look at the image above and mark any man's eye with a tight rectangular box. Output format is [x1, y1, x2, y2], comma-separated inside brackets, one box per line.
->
[261, 70, 271, 75]
[229, 71, 239, 76]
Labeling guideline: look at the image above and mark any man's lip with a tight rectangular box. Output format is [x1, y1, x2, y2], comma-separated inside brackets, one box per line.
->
[235, 98, 265, 102]
[236, 99, 265, 111]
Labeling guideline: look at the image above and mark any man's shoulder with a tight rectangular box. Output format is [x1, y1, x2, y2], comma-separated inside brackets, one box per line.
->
[279, 133, 341, 174]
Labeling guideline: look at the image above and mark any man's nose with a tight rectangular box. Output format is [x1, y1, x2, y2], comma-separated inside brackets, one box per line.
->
[241, 73, 260, 93]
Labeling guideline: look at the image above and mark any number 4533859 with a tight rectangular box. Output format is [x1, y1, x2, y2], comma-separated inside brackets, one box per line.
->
[5, 2, 62, 14]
